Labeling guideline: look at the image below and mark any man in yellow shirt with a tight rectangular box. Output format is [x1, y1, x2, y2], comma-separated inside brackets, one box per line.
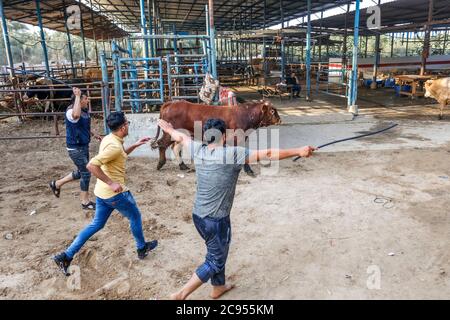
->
[53, 112, 158, 275]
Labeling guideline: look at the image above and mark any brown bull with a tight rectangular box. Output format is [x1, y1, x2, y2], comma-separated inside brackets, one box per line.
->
[424, 78, 450, 120]
[151, 99, 282, 175]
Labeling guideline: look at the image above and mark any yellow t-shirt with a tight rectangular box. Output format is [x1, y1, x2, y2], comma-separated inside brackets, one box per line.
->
[89, 133, 129, 199]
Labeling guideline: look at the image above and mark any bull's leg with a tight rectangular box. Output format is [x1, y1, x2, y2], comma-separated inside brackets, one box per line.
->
[439, 103, 445, 120]
[243, 136, 256, 177]
[243, 163, 256, 177]
[44, 101, 51, 121]
[156, 133, 172, 170]
[172, 141, 190, 171]
[157, 147, 167, 170]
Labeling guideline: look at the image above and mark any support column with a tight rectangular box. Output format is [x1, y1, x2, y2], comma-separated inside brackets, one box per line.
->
[62, 0, 75, 78]
[371, 32, 381, 90]
[89, 0, 99, 64]
[140, 0, 150, 61]
[443, 28, 448, 54]
[348, 0, 360, 114]
[35, 0, 50, 76]
[318, 10, 323, 62]
[342, 3, 350, 67]
[421, 0, 434, 75]
[79, 4, 88, 63]
[306, 0, 312, 101]
[207, 1, 217, 79]
[390, 33, 394, 57]
[406, 32, 409, 56]
[280, 0, 285, 80]
[0, 0, 14, 78]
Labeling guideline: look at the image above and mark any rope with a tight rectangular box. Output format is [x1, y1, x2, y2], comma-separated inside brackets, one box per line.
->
[293, 123, 399, 162]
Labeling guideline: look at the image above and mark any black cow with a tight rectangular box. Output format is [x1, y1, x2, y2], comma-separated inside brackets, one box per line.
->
[23, 78, 84, 112]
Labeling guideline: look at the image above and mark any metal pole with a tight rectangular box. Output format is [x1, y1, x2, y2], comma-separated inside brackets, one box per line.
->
[79, 4, 88, 63]
[147, 0, 154, 57]
[280, 0, 285, 80]
[35, 0, 50, 76]
[406, 32, 409, 56]
[100, 52, 110, 134]
[390, 33, 394, 57]
[342, 3, 350, 67]
[112, 42, 121, 111]
[62, 0, 75, 78]
[443, 28, 448, 54]
[306, 0, 312, 101]
[318, 10, 323, 62]
[208, 0, 217, 80]
[140, 0, 150, 61]
[349, 0, 360, 114]
[0, 0, 14, 78]
[371, 33, 381, 90]
[89, 0, 99, 64]
[421, 0, 434, 75]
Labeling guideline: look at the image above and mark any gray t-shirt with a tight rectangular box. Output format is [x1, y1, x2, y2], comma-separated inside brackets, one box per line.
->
[191, 141, 250, 219]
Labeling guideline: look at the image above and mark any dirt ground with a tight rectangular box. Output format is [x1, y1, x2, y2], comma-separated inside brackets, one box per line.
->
[0, 108, 449, 300]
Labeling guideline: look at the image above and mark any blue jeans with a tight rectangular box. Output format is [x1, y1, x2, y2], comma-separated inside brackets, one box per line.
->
[68, 145, 91, 192]
[194, 214, 231, 286]
[65, 191, 146, 259]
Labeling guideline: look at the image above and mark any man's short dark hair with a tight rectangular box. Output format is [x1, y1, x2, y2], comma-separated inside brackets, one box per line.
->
[107, 111, 127, 131]
[203, 118, 226, 144]
[70, 90, 87, 105]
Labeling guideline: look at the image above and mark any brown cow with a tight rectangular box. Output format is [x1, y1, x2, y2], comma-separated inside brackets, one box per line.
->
[151, 99, 282, 175]
[424, 78, 450, 120]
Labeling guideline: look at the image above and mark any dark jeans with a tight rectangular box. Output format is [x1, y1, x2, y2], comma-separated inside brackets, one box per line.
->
[65, 191, 146, 259]
[68, 145, 90, 192]
[292, 84, 301, 96]
[193, 214, 231, 286]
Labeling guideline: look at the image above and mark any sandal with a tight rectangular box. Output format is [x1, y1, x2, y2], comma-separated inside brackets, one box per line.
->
[82, 201, 96, 210]
[49, 180, 60, 198]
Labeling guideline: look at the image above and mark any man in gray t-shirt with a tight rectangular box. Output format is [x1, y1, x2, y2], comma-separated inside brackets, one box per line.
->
[158, 118, 315, 300]
[191, 139, 249, 220]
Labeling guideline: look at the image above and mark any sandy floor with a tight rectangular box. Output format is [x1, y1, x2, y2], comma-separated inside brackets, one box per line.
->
[0, 110, 449, 300]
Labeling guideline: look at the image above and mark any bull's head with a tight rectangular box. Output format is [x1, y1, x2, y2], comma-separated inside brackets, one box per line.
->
[424, 79, 435, 99]
[260, 100, 282, 126]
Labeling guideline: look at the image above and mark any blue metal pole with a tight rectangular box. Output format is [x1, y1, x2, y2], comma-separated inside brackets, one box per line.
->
[306, 0, 312, 101]
[127, 40, 140, 112]
[35, 0, 50, 76]
[208, 0, 217, 79]
[280, 0, 285, 80]
[100, 52, 110, 134]
[112, 42, 122, 111]
[349, 0, 361, 113]
[139, 0, 150, 61]
[0, 0, 14, 77]
[172, 24, 177, 53]
[205, 5, 211, 74]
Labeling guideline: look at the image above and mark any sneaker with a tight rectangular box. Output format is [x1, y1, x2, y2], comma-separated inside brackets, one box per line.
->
[53, 252, 72, 276]
[137, 240, 158, 259]
[81, 201, 96, 210]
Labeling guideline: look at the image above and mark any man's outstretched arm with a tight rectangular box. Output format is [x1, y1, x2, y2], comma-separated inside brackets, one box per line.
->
[157, 119, 192, 147]
[247, 146, 316, 164]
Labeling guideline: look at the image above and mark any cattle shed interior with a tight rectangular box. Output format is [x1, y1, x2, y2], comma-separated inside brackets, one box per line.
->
[1, 0, 450, 129]
[2, 1, 450, 302]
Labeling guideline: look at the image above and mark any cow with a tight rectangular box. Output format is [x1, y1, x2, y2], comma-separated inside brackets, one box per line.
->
[424, 78, 450, 120]
[22, 77, 83, 112]
[150, 99, 282, 176]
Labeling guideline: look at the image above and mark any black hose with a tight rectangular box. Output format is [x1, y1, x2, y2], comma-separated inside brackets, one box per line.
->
[293, 123, 398, 162]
